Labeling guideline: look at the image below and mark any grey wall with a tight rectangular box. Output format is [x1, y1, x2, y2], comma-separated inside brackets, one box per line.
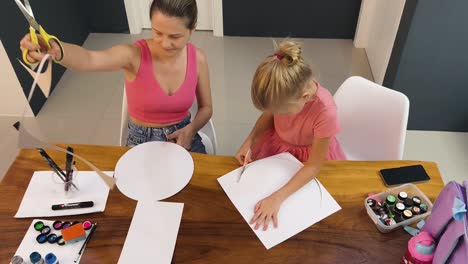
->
[82, 0, 129, 33]
[384, 0, 468, 132]
[0, 0, 89, 115]
[222, 0, 362, 38]
[0, 0, 128, 115]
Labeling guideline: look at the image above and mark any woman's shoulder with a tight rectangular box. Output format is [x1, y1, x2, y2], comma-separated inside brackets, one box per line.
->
[194, 46, 208, 65]
[192, 46, 209, 74]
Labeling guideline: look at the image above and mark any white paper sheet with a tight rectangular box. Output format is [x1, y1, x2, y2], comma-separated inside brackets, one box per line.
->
[15, 171, 111, 218]
[217, 153, 341, 249]
[118, 201, 184, 264]
[114, 142, 194, 201]
[13, 219, 91, 264]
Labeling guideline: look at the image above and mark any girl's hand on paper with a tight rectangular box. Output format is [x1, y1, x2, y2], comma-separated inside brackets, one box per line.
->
[250, 193, 284, 231]
[235, 141, 253, 165]
[167, 125, 196, 150]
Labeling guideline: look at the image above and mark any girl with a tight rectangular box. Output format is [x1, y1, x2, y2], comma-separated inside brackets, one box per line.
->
[19, 0, 212, 153]
[235, 40, 346, 231]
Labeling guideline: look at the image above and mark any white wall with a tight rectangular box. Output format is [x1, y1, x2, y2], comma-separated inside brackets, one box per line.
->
[354, 0, 406, 85]
[0, 40, 33, 117]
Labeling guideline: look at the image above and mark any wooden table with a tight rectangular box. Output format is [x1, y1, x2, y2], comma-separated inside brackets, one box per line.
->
[0, 144, 444, 263]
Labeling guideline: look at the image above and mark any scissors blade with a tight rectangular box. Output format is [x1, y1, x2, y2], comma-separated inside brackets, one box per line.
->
[23, 0, 35, 17]
[237, 166, 245, 183]
[237, 164, 249, 183]
[237, 149, 251, 183]
[14, 0, 40, 30]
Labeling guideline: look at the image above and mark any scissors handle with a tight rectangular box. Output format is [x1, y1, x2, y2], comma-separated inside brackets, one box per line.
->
[38, 25, 65, 63]
[22, 26, 39, 65]
[22, 25, 65, 66]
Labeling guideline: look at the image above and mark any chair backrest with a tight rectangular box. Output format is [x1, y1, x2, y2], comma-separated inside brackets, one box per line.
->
[120, 87, 129, 146]
[333, 76, 410, 160]
[189, 102, 218, 155]
[119, 86, 218, 154]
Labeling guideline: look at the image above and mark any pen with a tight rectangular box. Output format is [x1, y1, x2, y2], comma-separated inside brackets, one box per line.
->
[74, 223, 97, 263]
[65, 146, 74, 192]
[37, 148, 79, 190]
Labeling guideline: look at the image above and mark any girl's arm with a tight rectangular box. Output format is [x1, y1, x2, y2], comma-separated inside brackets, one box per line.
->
[235, 112, 274, 164]
[249, 137, 331, 230]
[245, 112, 274, 145]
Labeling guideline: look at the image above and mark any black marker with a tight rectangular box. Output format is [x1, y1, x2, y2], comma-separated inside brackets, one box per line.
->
[65, 146, 74, 192]
[37, 148, 79, 191]
[74, 223, 97, 263]
[37, 148, 66, 178]
[52, 201, 94, 210]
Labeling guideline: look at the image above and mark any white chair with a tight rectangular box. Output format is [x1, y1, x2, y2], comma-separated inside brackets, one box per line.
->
[119, 88, 129, 147]
[119, 87, 218, 155]
[189, 101, 218, 155]
[333, 76, 410, 160]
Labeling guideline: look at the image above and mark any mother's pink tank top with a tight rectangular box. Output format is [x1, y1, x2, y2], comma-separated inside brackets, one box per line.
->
[125, 39, 198, 124]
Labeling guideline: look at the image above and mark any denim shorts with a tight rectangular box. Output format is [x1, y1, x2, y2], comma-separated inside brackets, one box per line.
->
[126, 114, 206, 154]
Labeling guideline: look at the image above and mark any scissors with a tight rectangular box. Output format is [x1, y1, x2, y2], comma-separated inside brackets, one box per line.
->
[15, 0, 64, 65]
[237, 149, 251, 183]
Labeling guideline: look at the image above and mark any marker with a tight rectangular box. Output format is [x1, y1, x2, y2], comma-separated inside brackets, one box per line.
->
[37, 148, 79, 191]
[412, 196, 422, 206]
[51, 201, 94, 210]
[398, 191, 408, 201]
[74, 223, 97, 263]
[65, 146, 74, 192]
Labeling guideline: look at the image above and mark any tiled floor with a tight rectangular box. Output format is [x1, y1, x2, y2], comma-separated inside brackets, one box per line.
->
[1, 31, 467, 185]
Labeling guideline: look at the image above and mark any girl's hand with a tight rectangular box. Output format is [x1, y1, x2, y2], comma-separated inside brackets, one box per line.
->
[249, 193, 284, 231]
[235, 140, 253, 165]
[167, 125, 196, 150]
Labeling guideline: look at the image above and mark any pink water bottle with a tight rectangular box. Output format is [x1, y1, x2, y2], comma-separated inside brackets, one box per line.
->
[401, 231, 435, 264]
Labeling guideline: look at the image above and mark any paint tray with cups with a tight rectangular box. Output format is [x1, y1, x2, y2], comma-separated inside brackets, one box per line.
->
[365, 183, 433, 233]
[12, 219, 94, 264]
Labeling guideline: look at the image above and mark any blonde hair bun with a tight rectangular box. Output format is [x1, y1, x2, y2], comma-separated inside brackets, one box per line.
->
[275, 40, 302, 66]
[251, 39, 312, 111]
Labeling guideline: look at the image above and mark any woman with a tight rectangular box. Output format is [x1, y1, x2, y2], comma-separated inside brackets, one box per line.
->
[20, 0, 212, 153]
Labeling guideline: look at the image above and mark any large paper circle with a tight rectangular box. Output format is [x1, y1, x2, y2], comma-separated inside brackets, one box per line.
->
[114, 142, 194, 201]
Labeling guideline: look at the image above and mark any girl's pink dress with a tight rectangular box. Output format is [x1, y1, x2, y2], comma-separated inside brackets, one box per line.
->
[251, 84, 346, 162]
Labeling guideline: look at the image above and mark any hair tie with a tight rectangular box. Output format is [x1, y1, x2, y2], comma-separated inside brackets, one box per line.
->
[275, 53, 283, 60]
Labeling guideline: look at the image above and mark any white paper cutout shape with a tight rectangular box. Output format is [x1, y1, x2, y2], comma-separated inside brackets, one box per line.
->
[218, 153, 342, 249]
[114, 141, 194, 201]
[118, 201, 183, 264]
